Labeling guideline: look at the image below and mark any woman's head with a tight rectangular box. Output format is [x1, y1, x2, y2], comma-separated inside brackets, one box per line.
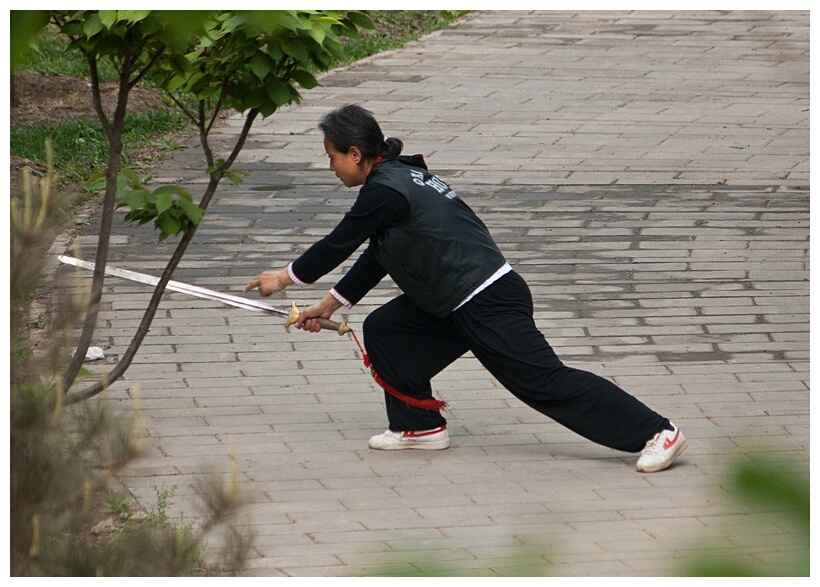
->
[319, 104, 403, 186]
[319, 104, 403, 159]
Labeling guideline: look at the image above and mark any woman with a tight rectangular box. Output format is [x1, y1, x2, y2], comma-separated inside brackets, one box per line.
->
[245, 104, 687, 473]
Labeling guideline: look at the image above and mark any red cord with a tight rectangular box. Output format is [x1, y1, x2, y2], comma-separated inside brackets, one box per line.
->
[350, 330, 447, 411]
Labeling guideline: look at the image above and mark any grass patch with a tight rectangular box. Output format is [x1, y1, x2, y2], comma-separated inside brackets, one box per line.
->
[11, 110, 189, 184]
[336, 10, 466, 66]
[14, 23, 119, 81]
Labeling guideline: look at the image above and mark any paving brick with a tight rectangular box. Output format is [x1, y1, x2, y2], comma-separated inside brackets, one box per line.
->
[50, 9, 810, 578]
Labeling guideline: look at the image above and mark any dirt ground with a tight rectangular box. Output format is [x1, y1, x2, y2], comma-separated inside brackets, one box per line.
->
[10, 70, 172, 196]
[11, 69, 168, 128]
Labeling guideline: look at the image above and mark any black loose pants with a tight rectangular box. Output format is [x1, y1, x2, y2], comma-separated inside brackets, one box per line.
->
[362, 271, 669, 453]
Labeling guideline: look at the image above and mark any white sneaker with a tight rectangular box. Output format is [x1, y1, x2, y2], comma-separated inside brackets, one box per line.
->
[636, 423, 687, 473]
[368, 426, 450, 450]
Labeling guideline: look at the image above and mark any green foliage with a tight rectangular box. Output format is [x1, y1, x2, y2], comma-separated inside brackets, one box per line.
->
[95, 167, 203, 242]
[28, 505, 207, 576]
[10, 144, 250, 577]
[150, 10, 372, 119]
[683, 458, 809, 577]
[33, 10, 374, 241]
[104, 490, 133, 521]
[207, 160, 251, 185]
[53, 10, 210, 70]
[148, 484, 177, 523]
[10, 10, 51, 68]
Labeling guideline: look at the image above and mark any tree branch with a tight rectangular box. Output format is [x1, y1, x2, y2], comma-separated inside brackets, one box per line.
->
[198, 99, 214, 169]
[205, 79, 228, 135]
[128, 44, 165, 90]
[167, 92, 199, 126]
[221, 109, 259, 173]
[87, 54, 113, 140]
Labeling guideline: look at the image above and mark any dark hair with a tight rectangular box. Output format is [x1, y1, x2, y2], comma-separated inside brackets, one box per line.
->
[319, 104, 403, 160]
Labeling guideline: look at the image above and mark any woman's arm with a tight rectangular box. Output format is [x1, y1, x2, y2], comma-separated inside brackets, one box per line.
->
[289, 184, 408, 284]
[327, 247, 388, 309]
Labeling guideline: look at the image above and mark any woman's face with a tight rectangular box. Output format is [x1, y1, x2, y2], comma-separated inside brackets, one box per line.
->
[324, 137, 368, 188]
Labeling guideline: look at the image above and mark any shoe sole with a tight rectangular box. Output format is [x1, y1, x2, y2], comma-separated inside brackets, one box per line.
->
[369, 439, 450, 450]
[636, 439, 688, 473]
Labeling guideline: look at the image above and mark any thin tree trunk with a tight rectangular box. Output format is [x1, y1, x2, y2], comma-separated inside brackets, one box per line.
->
[60, 54, 131, 393]
[64, 109, 259, 405]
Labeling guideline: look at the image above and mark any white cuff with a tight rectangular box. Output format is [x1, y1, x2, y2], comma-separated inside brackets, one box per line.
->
[287, 262, 306, 285]
[329, 288, 353, 309]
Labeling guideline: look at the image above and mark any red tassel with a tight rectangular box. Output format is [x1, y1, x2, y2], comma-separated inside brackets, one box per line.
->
[372, 371, 448, 411]
[351, 330, 371, 368]
[351, 330, 447, 411]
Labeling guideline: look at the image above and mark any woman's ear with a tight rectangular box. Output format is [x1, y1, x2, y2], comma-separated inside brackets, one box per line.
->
[349, 146, 363, 164]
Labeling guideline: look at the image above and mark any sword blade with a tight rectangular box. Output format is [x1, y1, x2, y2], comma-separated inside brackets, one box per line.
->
[58, 255, 291, 317]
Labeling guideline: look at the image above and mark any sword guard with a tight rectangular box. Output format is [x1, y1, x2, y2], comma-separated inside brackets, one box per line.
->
[284, 301, 351, 336]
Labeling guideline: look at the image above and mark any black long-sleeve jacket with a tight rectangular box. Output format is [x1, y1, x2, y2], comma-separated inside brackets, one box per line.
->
[290, 155, 507, 317]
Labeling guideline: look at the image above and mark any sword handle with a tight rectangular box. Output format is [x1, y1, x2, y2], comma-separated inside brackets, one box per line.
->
[284, 301, 351, 335]
[316, 318, 351, 336]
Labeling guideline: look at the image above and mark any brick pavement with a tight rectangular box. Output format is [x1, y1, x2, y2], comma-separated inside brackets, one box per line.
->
[58, 11, 808, 576]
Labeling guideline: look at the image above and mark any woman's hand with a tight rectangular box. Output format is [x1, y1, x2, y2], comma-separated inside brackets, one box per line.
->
[295, 294, 343, 333]
[244, 268, 293, 297]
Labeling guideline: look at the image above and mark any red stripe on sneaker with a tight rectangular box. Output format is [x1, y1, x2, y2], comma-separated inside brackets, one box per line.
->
[402, 427, 446, 439]
[663, 429, 680, 450]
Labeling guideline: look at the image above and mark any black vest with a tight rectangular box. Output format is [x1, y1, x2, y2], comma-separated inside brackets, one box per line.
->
[367, 156, 507, 318]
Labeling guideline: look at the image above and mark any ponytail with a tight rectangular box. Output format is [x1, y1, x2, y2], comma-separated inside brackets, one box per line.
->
[382, 136, 403, 158]
[320, 104, 403, 161]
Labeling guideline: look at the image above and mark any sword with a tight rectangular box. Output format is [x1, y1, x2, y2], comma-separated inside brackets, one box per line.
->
[58, 255, 351, 335]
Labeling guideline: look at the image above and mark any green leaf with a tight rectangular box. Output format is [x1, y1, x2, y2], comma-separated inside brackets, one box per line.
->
[115, 175, 130, 197]
[290, 69, 318, 89]
[249, 51, 271, 80]
[266, 79, 292, 107]
[280, 37, 309, 63]
[82, 14, 104, 38]
[164, 74, 186, 93]
[221, 13, 246, 33]
[151, 185, 182, 197]
[241, 88, 267, 110]
[117, 11, 151, 24]
[223, 169, 249, 186]
[98, 10, 118, 29]
[175, 198, 203, 224]
[59, 19, 84, 37]
[266, 12, 306, 33]
[346, 12, 374, 30]
[188, 72, 214, 96]
[157, 213, 182, 237]
[121, 167, 142, 186]
[124, 190, 147, 211]
[167, 53, 192, 76]
[154, 192, 173, 214]
[258, 101, 277, 118]
[307, 25, 326, 45]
